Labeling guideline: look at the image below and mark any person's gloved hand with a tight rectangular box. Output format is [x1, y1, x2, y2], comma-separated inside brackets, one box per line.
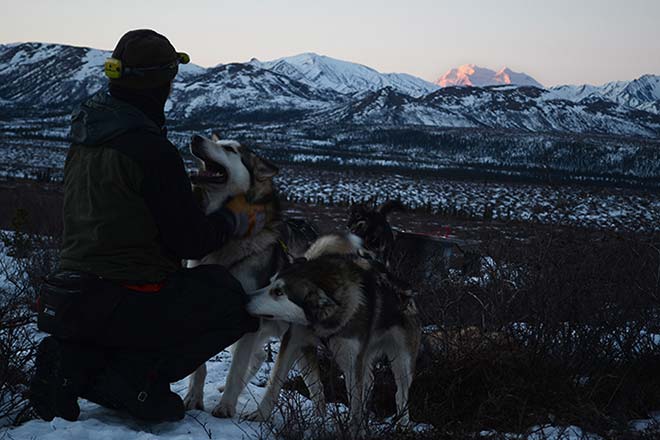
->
[224, 194, 267, 238]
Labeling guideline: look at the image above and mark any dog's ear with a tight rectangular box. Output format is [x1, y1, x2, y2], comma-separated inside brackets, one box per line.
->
[211, 132, 221, 142]
[255, 156, 279, 181]
[316, 288, 339, 321]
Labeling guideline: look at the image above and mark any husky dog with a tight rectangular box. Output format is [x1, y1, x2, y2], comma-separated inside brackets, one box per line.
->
[245, 234, 421, 434]
[348, 200, 414, 301]
[181, 133, 317, 417]
[348, 200, 405, 265]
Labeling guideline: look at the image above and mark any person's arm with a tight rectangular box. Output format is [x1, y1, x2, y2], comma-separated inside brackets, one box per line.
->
[140, 138, 236, 260]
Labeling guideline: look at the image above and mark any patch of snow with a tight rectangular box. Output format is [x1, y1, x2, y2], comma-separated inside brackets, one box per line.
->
[526, 425, 602, 440]
[3, 351, 269, 439]
[72, 48, 108, 81]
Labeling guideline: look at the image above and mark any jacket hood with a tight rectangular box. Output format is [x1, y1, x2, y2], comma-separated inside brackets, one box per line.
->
[69, 91, 162, 146]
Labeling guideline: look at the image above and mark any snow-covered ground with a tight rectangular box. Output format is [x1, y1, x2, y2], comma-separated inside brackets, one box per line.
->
[3, 350, 273, 440]
[275, 166, 660, 233]
[4, 351, 659, 439]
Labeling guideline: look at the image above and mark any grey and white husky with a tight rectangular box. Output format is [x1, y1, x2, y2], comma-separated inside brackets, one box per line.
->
[245, 234, 421, 434]
[181, 133, 317, 417]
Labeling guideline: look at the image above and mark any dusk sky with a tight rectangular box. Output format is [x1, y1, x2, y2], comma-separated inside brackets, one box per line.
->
[1, 0, 659, 86]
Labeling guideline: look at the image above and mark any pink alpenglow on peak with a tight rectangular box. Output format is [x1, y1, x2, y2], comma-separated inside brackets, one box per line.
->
[436, 64, 543, 88]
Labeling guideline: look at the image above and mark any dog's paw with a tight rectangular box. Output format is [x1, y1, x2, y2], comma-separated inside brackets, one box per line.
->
[244, 408, 269, 422]
[211, 401, 236, 418]
[182, 392, 204, 411]
[395, 414, 412, 429]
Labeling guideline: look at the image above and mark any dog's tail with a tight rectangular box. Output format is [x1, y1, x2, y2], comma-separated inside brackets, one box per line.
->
[377, 200, 406, 217]
[304, 233, 363, 260]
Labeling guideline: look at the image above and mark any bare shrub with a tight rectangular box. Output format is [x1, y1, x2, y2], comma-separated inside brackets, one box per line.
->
[0, 208, 60, 427]
[0, 285, 36, 427]
[407, 228, 660, 437]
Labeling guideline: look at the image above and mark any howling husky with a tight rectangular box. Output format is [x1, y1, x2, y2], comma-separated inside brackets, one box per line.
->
[182, 133, 317, 417]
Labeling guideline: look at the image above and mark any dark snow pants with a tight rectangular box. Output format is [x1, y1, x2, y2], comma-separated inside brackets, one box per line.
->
[99, 264, 260, 383]
[41, 264, 259, 385]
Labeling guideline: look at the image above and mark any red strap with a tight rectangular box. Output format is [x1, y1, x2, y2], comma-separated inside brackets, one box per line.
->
[122, 282, 165, 293]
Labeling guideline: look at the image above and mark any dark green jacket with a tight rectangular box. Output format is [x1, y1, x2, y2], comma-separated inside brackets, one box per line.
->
[60, 91, 234, 282]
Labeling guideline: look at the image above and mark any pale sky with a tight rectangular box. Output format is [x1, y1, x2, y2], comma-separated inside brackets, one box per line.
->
[1, 0, 659, 86]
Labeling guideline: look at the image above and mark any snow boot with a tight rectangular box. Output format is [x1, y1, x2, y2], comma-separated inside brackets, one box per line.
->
[29, 337, 81, 421]
[83, 365, 184, 422]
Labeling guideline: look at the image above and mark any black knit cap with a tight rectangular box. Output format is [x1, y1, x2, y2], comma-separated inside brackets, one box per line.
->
[110, 29, 180, 89]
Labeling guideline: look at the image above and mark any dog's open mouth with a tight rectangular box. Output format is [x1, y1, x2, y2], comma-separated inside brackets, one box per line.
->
[189, 140, 229, 184]
[190, 161, 228, 184]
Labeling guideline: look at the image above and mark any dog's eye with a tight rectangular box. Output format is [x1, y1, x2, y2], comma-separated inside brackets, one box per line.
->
[272, 288, 284, 297]
[223, 146, 236, 154]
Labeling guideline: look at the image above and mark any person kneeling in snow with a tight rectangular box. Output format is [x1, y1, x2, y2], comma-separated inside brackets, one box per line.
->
[29, 29, 261, 423]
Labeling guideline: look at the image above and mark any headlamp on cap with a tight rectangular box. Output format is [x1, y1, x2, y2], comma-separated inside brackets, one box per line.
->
[104, 52, 190, 80]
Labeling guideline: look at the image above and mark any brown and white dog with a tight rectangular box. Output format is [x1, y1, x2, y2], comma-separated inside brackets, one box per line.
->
[182, 133, 317, 417]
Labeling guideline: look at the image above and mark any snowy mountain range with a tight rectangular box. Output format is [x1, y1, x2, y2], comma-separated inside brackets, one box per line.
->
[548, 75, 660, 115]
[1, 42, 659, 138]
[436, 64, 544, 88]
[249, 52, 439, 97]
[314, 85, 660, 137]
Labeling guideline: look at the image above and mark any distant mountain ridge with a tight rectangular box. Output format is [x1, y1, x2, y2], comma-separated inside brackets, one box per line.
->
[313, 85, 660, 137]
[548, 74, 660, 115]
[436, 64, 544, 88]
[1, 42, 659, 138]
